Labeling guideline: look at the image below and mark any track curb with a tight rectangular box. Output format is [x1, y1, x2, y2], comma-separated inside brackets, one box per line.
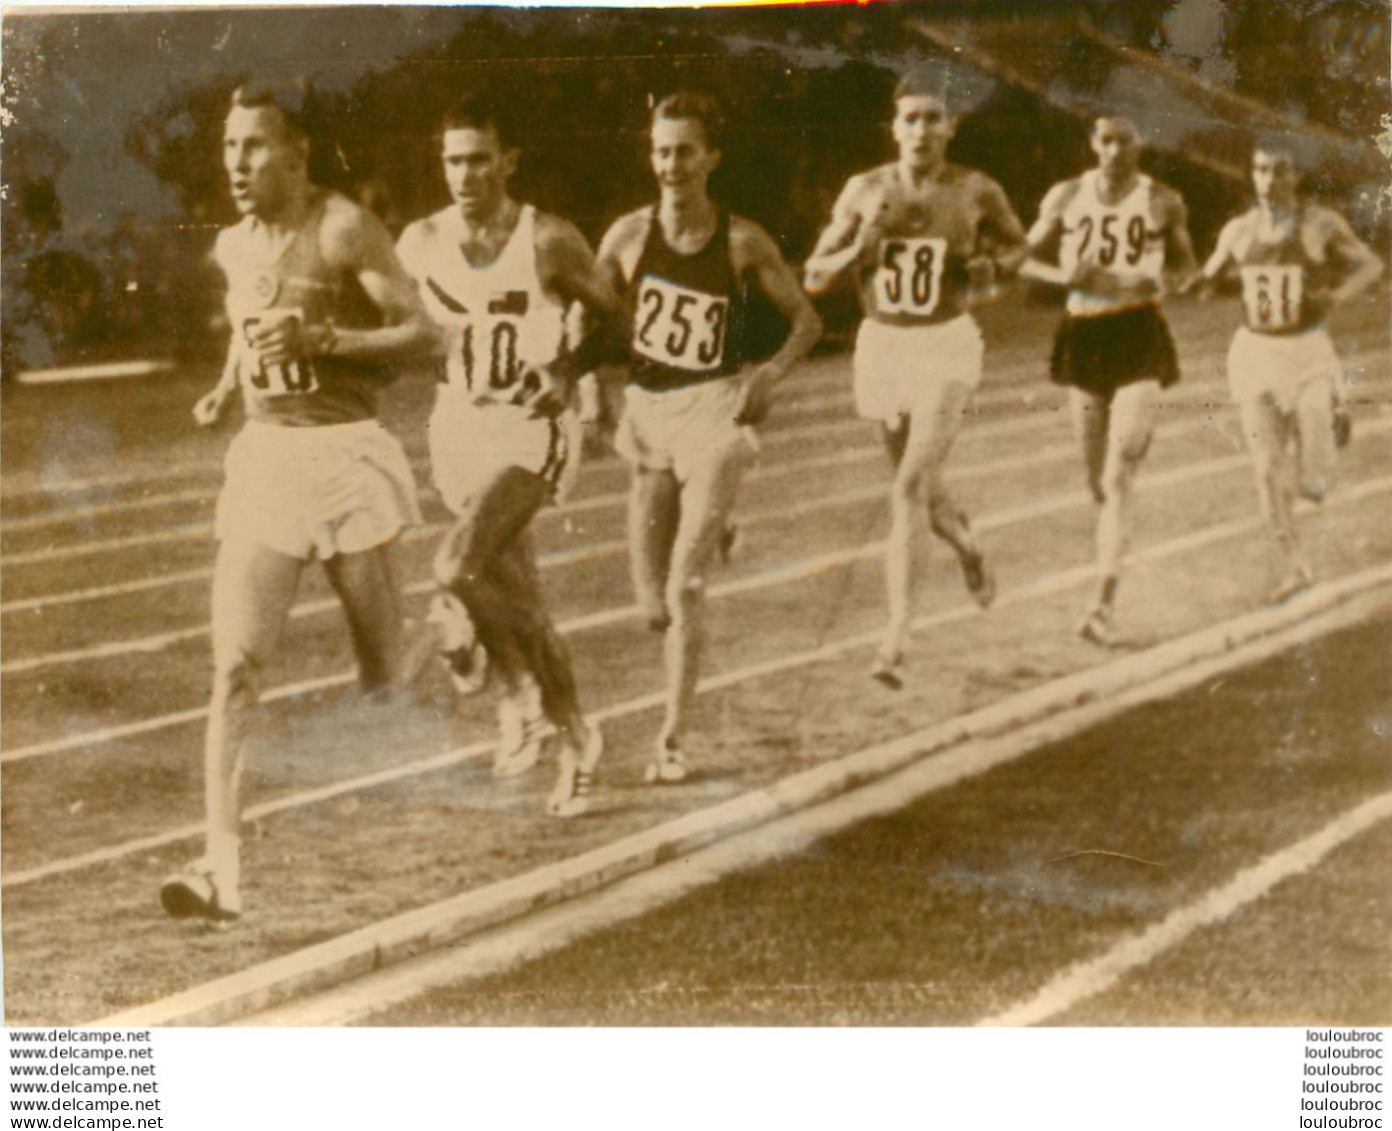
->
[95, 561, 1392, 1027]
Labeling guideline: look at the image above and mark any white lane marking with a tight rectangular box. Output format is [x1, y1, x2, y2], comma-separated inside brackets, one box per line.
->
[1, 433, 1096, 675]
[2, 484, 216, 534]
[0, 369, 1037, 507]
[8, 484, 1388, 888]
[245, 590, 1392, 1027]
[0, 403, 1069, 611]
[0, 440, 1259, 760]
[978, 790, 1392, 1028]
[0, 376, 858, 515]
[0, 407, 868, 570]
[103, 575, 1392, 1028]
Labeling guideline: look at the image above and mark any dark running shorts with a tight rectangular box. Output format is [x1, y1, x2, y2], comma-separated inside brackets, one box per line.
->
[1050, 303, 1180, 396]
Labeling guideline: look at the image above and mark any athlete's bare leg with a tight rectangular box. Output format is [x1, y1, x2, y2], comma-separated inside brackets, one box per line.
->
[657, 441, 752, 759]
[490, 526, 588, 746]
[200, 539, 305, 912]
[1068, 387, 1111, 506]
[1293, 375, 1338, 504]
[435, 468, 595, 770]
[433, 467, 551, 691]
[1238, 392, 1313, 601]
[323, 541, 407, 696]
[876, 379, 984, 682]
[628, 466, 681, 631]
[1078, 379, 1160, 634]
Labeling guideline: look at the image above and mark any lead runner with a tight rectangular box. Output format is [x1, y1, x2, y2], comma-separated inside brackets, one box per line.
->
[162, 79, 439, 922]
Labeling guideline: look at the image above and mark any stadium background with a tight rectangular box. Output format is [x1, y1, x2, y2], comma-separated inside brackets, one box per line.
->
[2, 0, 1387, 377]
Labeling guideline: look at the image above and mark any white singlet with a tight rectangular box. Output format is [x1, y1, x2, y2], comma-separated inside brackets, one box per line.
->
[1058, 171, 1166, 316]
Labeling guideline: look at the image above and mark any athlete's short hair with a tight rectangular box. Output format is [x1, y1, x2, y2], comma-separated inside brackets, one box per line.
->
[1252, 134, 1299, 170]
[892, 69, 949, 107]
[651, 92, 725, 150]
[440, 92, 516, 150]
[229, 77, 315, 141]
[1088, 109, 1139, 136]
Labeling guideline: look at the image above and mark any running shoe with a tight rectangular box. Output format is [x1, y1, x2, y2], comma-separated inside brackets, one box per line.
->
[160, 856, 241, 922]
[1077, 604, 1112, 647]
[644, 735, 690, 784]
[547, 724, 604, 818]
[869, 648, 905, 690]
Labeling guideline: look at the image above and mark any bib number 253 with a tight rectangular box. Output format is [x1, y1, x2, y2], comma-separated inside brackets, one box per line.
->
[633, 277, 729, 372]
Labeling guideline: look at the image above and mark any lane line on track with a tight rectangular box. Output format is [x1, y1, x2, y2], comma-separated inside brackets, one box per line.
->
[92, 567, 1392, 1027]
[241, 587, 1392, 1028]
[9, 478, 1389, 889]
[1, 430, 1123, 675]
[0, 382, 1072, 568]
[0, 401, 1128, 614]
[977, 789, 1392, 1028]
[0, 382, 862, 531]
[0, 437, 1282, 761]
[0, 369, 1043, 508]
[0, 413, 870, 611]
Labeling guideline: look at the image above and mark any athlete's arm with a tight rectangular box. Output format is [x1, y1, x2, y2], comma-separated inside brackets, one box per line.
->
[972, 176, 1030, 282]
[804, 175, 880, 295]
[733, 219, 824, 424]
[194, 341, 242, 428]
[1183, 216, 1239, 297]
[195, 236, 243, 427]
[248, 198, 440, 373]
[1017, 181, 1075, 287]
[1321, 209, 1384, 307]
[1157, 188, 1199, 296]
[535, 215, 631, 384]
[594, 209, 649, 301]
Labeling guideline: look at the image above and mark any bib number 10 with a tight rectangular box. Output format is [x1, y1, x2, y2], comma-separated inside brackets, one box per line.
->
[456, 320, 522, 392]
[1241, 266, 1303, 331]
[876, 237, 947, 316]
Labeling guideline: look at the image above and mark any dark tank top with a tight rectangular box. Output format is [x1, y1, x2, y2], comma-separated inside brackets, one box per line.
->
[628, 207, 745, 393]
[1235, 205, 1336, 336]
[222, 190, 389, 426]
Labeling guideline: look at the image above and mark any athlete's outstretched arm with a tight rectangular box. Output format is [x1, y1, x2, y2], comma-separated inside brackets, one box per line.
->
[734, 219, 823, 423]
